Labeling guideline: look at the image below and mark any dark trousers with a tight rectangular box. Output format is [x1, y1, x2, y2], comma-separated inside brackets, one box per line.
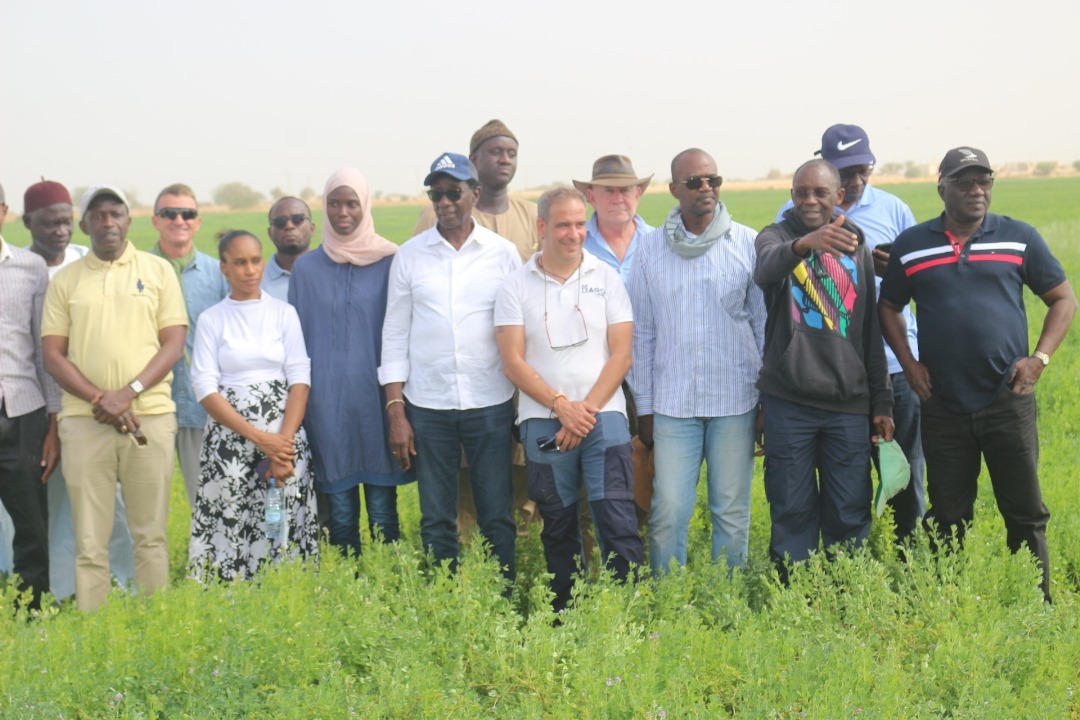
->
[762, 394, 872, 582]
[521, 415, 643, 613]
[881, 372, 925, 542]
[409, 401, 516, 581]
[921, 387, 1051, 601]
[324, 484, 400, 556]
[0, 405, 49, 608]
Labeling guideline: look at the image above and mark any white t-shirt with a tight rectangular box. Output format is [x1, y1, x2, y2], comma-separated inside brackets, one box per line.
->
[495, 250, 633, 423]
[191, 293, 311, 401]
[48, 244, 90, 280]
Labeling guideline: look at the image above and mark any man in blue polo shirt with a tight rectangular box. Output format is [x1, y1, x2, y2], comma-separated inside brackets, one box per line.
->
[149, 183, 229, 507]
[880, 147, 1076, 602]
[776, 125, 923, 542]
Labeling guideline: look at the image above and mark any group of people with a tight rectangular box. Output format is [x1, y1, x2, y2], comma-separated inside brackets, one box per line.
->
[0, 120, 1074, 613]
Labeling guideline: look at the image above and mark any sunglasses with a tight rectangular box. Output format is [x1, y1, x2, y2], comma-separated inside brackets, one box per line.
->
[946, 176, 994, 192]
[792, 188, 835, 200]
[536, 435, 561, 453]
[270, 213, 310, 229]
[156, 208, 198, 221]
[427, 188, 468, 203]
[678, 175, 723, 190]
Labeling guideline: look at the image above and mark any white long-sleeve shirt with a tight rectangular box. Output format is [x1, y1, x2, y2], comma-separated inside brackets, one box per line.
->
[378, 223, 521, 410]
[191, 293, 310, 401]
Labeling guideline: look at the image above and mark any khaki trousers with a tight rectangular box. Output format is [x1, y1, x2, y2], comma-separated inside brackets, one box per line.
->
[60, 414, 177, 611]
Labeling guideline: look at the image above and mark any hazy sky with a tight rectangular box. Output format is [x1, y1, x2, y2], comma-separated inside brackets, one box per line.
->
[4, 0, 1079, 208]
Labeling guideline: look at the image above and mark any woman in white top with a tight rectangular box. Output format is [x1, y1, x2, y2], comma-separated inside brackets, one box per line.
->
[189, 230, 318, 580]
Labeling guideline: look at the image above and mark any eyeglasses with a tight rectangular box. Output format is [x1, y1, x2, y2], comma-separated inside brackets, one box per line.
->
[678, 175, 723, 190]
[270, 213, 310, 229]
[792, 187, 835, 200]
[540, 259, 589, 350]
[427, 188, 467, 203]
[946, 176, 994, 192]
[156, 208, 198, 221]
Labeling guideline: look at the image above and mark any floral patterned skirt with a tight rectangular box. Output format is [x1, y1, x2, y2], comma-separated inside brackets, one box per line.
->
[188, 379, 319, 581]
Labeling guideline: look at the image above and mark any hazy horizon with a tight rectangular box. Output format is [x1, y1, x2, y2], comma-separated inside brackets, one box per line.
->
[4, 0, 1079, 210]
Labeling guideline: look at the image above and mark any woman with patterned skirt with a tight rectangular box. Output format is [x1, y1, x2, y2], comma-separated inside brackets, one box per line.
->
[188, 230, 318, 581]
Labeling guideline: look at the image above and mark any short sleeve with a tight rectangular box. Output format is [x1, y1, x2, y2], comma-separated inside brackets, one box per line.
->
[41, 273, 71, 338]
[493, 272, 524, 327]
[604, 267, 634, 325]
[155, 261, 190, 329]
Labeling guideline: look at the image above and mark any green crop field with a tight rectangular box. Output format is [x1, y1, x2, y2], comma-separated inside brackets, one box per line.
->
[2, 178, 1079, 718]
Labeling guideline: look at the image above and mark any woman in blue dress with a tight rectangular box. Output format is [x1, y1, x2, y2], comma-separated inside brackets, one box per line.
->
[288, 168, 411, 555]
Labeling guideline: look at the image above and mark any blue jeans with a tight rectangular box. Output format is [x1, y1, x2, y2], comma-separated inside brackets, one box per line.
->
[762, 394, 871, 580]
[648, 409, 756, 574]
[409, 401, 515, 580]
[882, 372, 925, 542]
[324, 484, 400, 556]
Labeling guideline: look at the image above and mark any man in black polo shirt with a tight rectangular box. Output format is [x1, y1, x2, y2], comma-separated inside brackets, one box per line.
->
[879, 147, 1076, 602]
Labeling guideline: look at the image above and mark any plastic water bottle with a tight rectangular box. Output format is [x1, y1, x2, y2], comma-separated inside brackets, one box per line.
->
[265, 486, 284, 541]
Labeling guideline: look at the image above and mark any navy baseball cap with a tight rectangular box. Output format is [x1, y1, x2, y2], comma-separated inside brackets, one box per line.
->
[817, 124, 876, 170]
[938, 147, 993, 178]
[423, 152, 478, 186]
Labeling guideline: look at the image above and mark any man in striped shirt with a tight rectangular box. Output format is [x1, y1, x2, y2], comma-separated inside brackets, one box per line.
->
[880, 147, 1076, 602]
[0, 182, 60, 609]
[627, 148, 766, 574]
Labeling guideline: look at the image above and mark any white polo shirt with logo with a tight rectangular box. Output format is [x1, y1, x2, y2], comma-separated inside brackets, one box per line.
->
[495, 249, 633, 424]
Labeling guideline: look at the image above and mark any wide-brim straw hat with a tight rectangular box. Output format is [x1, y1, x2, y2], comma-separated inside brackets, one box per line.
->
[573, 155, 653, 191]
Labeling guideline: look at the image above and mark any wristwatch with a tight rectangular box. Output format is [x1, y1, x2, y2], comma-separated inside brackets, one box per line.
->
[129, 379, 145, 396]
[1033, 351, 1051, 367]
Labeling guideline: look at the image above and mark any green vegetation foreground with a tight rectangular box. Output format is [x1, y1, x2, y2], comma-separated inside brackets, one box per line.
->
[2, 179, 1079, 718]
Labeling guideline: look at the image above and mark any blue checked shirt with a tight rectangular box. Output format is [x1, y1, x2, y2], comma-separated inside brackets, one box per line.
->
[627, 218, 766, 418]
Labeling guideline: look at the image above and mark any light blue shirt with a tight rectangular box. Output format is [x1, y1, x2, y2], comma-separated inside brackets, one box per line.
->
[776, 184, 917, 374]
[260, 254, 292, 302]
[627, 217, 766, 418]
[162, 249, 229, 429]
[583, 214, 654, 285]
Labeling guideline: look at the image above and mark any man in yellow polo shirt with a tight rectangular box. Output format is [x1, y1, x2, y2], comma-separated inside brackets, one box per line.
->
[42, 186, 187, 611]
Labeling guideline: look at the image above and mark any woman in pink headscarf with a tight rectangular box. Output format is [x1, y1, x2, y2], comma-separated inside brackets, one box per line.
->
[287, 169, 411, 556]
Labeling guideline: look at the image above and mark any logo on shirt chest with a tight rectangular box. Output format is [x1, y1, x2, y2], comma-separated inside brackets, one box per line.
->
[580, 283, 606, 297]
[136, 278, 145, 293]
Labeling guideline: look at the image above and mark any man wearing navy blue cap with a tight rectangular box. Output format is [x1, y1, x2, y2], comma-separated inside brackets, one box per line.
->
[379, 153, 522, 582]
[880, 147, 1076, 602]
[775, 124, 924, 543]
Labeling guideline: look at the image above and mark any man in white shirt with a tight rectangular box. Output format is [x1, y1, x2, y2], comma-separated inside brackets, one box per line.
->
[379, 153, 521, 581]
[495, 187, 642, 611]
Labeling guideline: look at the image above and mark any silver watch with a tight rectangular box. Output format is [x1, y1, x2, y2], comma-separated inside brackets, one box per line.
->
[129, 379, 145, 396]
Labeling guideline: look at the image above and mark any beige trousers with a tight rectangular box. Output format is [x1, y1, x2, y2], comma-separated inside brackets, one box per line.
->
[60, 414, 177, 611]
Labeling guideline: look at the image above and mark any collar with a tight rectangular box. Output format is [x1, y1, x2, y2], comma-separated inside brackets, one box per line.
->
[526, 249, 600, 279]
[0, 236, 10, 263]
[928, 212, 999, 238]
[265, 254, 288, 279]
[85, 240, 137, 269]
[427, 219, 488, 248]
[586, 213, 649, 238]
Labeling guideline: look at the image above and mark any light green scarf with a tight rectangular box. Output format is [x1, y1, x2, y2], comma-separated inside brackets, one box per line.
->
[663, 202, 732, 258]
